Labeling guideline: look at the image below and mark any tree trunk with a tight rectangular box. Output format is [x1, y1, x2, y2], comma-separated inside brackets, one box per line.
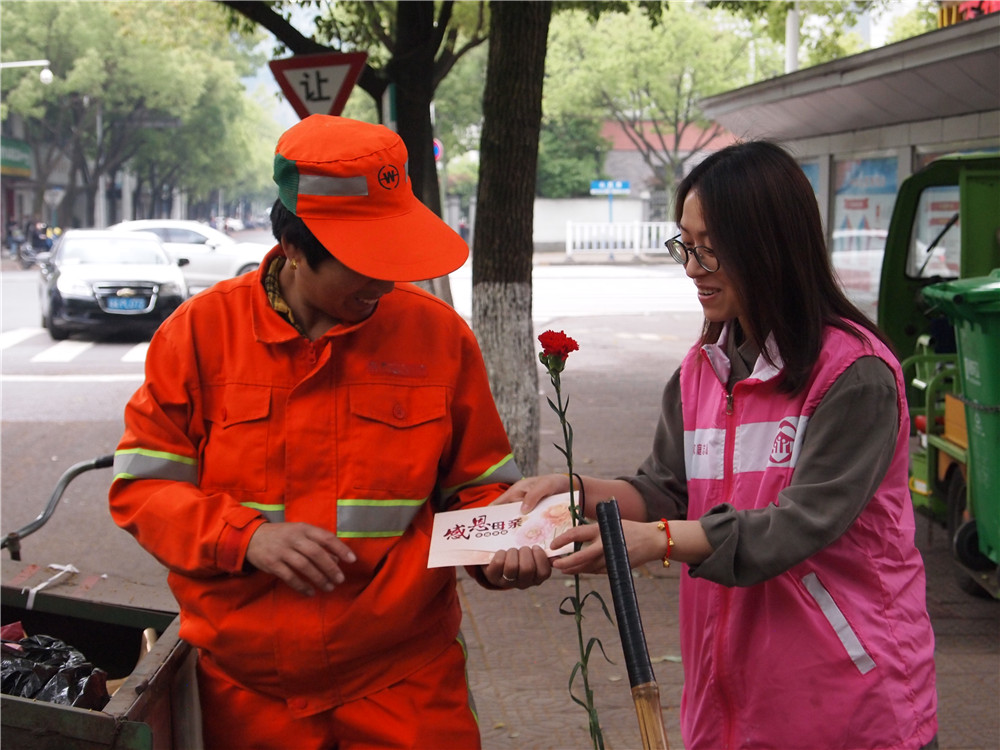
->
[473, 1, 552, 477]
[391, 1, 454, 305]
[63, 154, 83, 230]
[393, 2, 439, 217]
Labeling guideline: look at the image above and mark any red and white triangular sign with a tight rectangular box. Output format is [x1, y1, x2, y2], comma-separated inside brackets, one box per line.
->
[269, 52, 368, 120]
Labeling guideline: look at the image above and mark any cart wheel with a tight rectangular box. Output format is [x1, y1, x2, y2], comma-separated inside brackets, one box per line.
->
[954, 521, 992, 572]
[946, 470, 994, 596]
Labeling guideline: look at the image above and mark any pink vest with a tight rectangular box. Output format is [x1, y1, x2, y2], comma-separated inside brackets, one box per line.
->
[677, 324, 937, 750]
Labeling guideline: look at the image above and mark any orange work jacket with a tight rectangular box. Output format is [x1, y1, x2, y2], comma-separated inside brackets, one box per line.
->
[110, 248, 520, 717]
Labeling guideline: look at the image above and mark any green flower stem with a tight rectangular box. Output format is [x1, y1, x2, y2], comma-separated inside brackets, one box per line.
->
[550, 369, 605, 750]
[551, 372, 577, 523]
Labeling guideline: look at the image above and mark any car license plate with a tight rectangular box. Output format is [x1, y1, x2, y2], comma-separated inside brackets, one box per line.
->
[106, 296, 147, 311]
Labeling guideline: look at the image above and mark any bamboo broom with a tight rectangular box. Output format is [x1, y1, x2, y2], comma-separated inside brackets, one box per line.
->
[596, 499, 670, 750]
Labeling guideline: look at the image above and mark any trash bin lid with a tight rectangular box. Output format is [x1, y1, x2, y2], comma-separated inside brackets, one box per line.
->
[922, 269, 1000, 320]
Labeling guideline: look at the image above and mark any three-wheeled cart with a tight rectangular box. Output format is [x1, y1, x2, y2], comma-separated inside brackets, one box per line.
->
[2, 456, 201, 749]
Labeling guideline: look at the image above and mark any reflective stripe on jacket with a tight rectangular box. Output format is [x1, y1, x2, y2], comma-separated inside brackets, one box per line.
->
[109, 246, 519, 717]
[677, 324, 937, 750]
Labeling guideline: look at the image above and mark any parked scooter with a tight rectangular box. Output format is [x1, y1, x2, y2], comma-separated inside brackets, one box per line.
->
[17, 240, 42, 269]
[17, 222, 55, 268]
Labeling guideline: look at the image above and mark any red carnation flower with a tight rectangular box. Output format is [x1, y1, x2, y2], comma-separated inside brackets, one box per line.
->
[538, 330, 579, 362]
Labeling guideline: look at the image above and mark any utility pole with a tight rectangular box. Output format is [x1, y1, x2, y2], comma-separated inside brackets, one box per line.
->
[785, 1, 800, 73]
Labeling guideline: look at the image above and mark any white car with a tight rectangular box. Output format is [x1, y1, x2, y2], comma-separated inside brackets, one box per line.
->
[831, 228, 888, 321]
[831, 228, 953, 322]
[109, 219, 270, 289]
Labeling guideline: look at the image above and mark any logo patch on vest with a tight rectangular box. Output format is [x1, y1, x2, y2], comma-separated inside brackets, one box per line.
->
[770, 418, 797, 465]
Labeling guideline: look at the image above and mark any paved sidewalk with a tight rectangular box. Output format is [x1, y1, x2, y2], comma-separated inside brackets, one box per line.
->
[459, 313, 999, 750]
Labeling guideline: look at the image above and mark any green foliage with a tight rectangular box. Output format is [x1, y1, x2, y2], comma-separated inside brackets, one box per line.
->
[303, 0, 490, 210]
[311, 0, 490, 82]
[434, 43, 488, 162]
[802, 28, 868, 67]
[884, 2, 938, 43]
[313, 0, 394, 66]
[544, 3, 778, 197]
[554, 1, 666, 26]
[310, 2, 490, 199]
[444, 153, 479, 204]
[1, 0, 271, 222]
[707, 0, 895, 65]
[536, 116, 609, 198]
[339, 88, 379, 123]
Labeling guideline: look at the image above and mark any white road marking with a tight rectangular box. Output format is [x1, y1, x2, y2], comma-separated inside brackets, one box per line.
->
[2, 374, 144, 383]
[121, 342, 149, 363]
[30, 340, 95, 363]
[0, 327, 43, 350]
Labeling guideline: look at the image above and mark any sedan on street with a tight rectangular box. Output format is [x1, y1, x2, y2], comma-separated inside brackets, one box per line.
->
[38, 229, 189, 341]
[109, 219, 270, 290]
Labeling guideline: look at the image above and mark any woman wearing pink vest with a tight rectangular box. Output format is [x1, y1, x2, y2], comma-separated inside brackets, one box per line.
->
[500, 141, 938, 749]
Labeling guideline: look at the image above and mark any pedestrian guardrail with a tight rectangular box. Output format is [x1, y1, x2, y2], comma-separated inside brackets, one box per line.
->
[565, 221, 676, 261]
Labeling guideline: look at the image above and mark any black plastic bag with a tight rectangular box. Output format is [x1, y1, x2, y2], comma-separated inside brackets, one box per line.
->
[1, 632, 110, 710]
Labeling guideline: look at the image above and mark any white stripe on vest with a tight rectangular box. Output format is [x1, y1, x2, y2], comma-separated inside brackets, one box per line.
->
[684, 415, 810, 480]
[802, 572, 877, 675]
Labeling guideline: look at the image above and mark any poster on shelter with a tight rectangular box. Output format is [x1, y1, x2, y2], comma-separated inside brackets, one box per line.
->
[799, 161, 821, 194]
[833, 156, 898, 242]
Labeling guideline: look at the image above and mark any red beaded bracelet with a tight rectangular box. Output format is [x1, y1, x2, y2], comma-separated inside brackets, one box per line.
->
[657, 518, 675, 568]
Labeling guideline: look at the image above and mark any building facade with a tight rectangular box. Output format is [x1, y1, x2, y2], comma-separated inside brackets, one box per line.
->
[699, 12, 999, 241]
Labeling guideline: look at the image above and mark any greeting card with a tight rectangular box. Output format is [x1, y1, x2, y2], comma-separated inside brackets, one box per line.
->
[427, 492, 576, 568]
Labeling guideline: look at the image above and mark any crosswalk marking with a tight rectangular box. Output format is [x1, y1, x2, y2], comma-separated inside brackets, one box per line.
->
[2, 373, 144, 383]
[30, 340, 95, 363]
[0, 327, 43, 350]
[122, 342, 150, 363]
[1, 327, 149, 364]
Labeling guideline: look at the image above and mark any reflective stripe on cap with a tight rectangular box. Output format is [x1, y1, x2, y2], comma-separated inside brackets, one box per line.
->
[299, 173, 368, 197]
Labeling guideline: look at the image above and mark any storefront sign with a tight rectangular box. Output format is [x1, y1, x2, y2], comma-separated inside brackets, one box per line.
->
[1, 138, 33, 178]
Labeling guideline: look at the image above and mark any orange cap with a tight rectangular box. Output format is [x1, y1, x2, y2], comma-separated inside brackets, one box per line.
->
[273, 115, 468, 281]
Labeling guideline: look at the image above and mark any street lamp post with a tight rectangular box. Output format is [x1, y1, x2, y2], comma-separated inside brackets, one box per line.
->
[0, 59, 54, 84]
[1, 59, 54, 234]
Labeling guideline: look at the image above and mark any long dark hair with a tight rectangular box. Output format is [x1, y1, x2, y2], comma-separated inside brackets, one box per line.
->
[675, 140, 893, 394]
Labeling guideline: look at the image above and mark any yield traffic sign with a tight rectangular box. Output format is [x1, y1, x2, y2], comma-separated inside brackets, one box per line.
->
[269, 52, 368, 120]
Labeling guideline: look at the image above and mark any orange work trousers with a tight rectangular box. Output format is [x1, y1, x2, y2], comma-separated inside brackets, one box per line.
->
[197, 639, 481, 750]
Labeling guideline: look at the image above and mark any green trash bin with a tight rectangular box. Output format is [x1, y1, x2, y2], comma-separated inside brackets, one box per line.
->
[921, 269, 1000, 567]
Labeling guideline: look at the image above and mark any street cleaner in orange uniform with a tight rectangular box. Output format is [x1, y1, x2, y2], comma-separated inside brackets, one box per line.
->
[109, 115, 552, 750]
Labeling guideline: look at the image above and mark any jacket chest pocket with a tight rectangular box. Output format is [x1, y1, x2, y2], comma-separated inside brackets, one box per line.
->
[202, 384, 271, 493]
[346, 384, 449, 494]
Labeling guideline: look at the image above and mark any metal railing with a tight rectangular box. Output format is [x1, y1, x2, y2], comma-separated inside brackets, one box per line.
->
[565, 221, 676, 260]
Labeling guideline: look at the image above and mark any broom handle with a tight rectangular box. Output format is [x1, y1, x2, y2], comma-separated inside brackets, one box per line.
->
[597, 500, 670, 750]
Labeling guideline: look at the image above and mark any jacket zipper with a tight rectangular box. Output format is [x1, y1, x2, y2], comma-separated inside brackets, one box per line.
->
[720, 388, 736, 500]
[717, 385, 737, 747]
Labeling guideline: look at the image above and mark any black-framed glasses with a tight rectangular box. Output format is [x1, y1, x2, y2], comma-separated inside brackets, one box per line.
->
[664, 234, 720, 273]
